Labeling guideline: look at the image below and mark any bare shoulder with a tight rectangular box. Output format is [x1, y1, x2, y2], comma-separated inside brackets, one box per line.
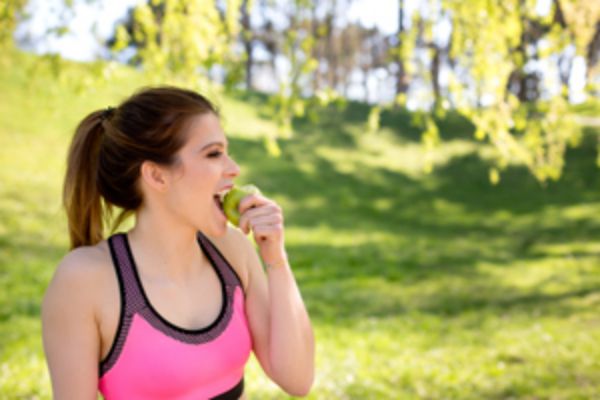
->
[205, 225, 254, 291]
[42, 241, 117, 396]
[50, 241, 113, 285]
[43, 240, 115, 312]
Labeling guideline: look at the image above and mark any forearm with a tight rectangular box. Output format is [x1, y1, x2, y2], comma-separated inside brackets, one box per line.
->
[266, 261, 315, 395]
[239, 192, 315, 394]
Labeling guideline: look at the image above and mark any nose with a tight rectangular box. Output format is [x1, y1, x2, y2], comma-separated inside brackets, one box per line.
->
[225, 154, 240, 178]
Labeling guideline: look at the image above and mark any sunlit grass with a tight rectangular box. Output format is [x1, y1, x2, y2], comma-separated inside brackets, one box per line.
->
[1, 49, 600, 399]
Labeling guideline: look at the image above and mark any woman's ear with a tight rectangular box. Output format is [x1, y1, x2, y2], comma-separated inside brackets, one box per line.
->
[139, 160, 169, 193]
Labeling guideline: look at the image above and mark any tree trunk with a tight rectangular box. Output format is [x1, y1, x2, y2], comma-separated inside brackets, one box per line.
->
[240, 0, 253, 90]
[363, 66, 370, 102]
[558, 53, 573, 98]
[311, 3, 321, 93]
[506, 1, 541, 103]
[324, 1, 338, 90]
[396, 0, 409, 95]
[586, 21, 600, 84]
[430, 44, 441, 106]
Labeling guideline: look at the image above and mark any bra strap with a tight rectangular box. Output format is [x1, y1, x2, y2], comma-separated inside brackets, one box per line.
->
[108, 233, 147, 315]
[196, 231, 244, 292]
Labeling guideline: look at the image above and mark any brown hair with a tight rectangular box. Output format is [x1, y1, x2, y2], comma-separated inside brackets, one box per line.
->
[63, 86, 218, 250]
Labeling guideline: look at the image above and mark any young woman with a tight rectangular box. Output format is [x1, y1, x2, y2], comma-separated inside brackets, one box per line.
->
[41, 86, 315, 399]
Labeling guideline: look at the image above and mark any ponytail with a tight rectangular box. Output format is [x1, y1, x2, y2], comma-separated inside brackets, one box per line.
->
[63, 110, 109, 250]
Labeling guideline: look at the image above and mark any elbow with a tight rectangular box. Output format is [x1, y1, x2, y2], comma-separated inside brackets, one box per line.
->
[281, 375, 314, 397]
[271, 367, 314, 397]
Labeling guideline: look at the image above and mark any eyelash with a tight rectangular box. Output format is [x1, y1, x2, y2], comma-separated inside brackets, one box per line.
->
[207, 151, 223, 158]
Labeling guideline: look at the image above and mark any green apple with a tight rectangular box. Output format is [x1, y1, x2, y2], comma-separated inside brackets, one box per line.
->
[222, 184, 261, 226]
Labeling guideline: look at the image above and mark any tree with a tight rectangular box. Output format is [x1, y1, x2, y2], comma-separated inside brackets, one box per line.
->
[372, 0, 597, 182]
[6, 0, 599, 181]
[1, 0, 29, 48]
[109, 0, 243, 87]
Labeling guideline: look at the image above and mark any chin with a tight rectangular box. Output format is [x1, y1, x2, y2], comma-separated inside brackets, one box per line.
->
[202, 222, 229, 238]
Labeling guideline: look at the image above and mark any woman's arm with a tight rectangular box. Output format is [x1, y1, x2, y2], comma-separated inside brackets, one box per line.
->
[41, 249, 101, 400]
[237, 194, 315, 396]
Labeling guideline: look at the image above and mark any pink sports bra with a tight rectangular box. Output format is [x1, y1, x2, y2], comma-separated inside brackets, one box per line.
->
[98, 232, 252, 399]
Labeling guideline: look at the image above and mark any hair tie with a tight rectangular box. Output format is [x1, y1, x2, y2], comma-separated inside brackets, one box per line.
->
[101, 106, 115, 121]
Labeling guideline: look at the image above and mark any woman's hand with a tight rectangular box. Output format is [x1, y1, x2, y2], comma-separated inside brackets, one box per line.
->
[238, 194, 288, 267]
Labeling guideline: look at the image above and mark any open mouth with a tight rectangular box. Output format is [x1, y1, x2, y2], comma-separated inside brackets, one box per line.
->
[213, 195, 223, 211]
[213, 189, 229, 213]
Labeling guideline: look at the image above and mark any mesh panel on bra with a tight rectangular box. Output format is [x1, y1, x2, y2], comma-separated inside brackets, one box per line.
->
[99, 231, 243, 377]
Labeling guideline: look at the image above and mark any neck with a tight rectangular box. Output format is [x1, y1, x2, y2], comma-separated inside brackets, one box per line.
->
[127, 206, 208, 282]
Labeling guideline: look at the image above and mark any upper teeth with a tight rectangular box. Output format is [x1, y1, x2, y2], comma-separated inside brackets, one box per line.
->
[216, 190, 229, 202]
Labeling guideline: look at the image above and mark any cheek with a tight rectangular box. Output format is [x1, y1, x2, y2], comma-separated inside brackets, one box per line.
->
[178, 171, 215, 205]
[171, 162, 220, 201]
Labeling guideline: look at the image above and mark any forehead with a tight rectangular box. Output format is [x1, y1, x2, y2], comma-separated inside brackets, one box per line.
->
[183, 113, 226, 149]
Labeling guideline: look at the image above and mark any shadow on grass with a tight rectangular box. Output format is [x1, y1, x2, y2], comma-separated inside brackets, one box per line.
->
[231, 129, 600, 236]
[291, 101, 478, 144]
[286, 238, 600, 323]
[227, 117, 600, 325]
[429, 131, 600, 213]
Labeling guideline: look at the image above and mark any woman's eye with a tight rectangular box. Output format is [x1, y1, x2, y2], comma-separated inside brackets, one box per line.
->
[207, 151, 223, 158]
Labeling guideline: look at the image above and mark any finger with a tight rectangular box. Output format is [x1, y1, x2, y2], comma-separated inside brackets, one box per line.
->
[248, 214, 283, 231]
[240, 204, 282, 224]
[238, 194, 272, 215]
[240, 208, 280, 234]
[239, 213, 256, 235]
[242, 214, 283, 236]
[239, 204, 282, 233]
[237, 197, 266, 234]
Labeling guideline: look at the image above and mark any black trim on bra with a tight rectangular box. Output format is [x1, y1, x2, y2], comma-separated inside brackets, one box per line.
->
[210, 378, 244, 400]
[99, 236, 127, 376]
[123, 232, 228, 335]
[196, 232, 246, 295]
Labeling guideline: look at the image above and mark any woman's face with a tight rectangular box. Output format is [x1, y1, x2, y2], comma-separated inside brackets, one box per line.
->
[165, 112, 240, 237]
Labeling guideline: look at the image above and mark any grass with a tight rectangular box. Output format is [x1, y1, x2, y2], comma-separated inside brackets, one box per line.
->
[1, 48, 600, 399]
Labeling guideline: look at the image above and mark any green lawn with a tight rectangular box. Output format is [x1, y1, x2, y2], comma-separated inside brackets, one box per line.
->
[1, 50, 600, 399]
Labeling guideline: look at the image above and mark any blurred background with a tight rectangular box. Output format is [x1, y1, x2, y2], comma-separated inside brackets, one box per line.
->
[1, 0, 600, 398]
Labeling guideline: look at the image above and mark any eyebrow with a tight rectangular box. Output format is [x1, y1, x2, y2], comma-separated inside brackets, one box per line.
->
[199, 141, 227, 151]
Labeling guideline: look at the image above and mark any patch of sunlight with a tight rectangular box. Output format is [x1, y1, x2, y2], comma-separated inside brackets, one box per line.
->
[220, 97, 278, 139]
[316, 137, 482, 179]
[373, 198, 393, 211]
[314, 146, 358, 174]
[297, 161, 318, 176]
[286, 226, 396, 247]
[531, 241, 600, 257]
[0, 134, 65, 183]
[432, 198, 468, 215]
[244, 354, 282, 397]
[559, 203, 600, 221]
[0, 353, 50, 399]
[476, 257, 599, 292]
[476, 143, 530, 167]
[360, 132, 483, 173]
[530, 205, 594, 231]
[0, 315, 50, 398]
[302, 196, 327, 209]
